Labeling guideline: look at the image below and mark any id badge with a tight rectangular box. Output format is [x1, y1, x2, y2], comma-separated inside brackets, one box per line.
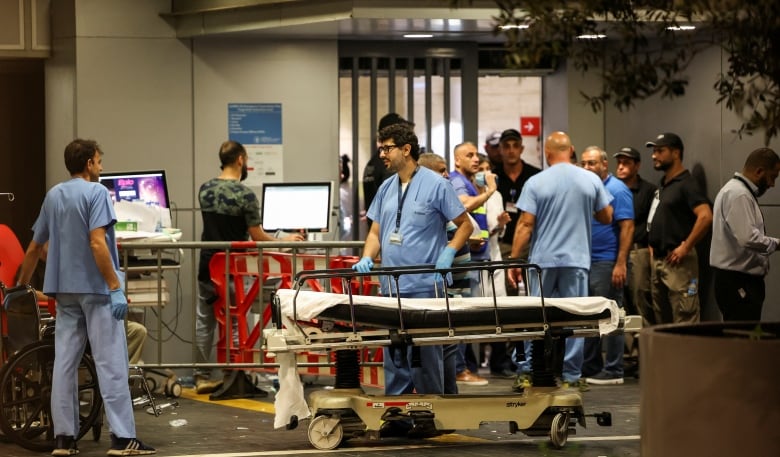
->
[389, 232, 403, 245]
[505, 201, 518, 214]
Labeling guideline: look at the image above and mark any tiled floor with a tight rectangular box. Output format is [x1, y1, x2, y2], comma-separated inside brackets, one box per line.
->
[0, 370, 640, 457]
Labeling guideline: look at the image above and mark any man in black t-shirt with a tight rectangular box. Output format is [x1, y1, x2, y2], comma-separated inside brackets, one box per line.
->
[494, 129, 541, 262]
[646, 133, 712, 324]
[195, 140, 303, 393]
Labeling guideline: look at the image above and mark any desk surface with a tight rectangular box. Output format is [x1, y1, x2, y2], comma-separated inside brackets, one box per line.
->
[116, 229, 182, 241]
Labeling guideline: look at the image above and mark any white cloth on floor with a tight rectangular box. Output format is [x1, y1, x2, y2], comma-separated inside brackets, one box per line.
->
[273, 352, 311, 429]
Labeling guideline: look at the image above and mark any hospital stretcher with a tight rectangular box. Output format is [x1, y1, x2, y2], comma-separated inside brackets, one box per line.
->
[263, 261, 623, 450]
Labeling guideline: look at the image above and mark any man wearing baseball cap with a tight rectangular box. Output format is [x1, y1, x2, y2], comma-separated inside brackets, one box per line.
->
[613, 147, 657, 328]
[645, 132, 712, 324]
[483, 131, 502, 168]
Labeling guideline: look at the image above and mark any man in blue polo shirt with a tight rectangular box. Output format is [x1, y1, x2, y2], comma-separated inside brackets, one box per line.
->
[580, 146, 634, 385]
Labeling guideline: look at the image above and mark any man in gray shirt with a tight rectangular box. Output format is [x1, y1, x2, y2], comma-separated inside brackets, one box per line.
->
[710, 147, 780, 321]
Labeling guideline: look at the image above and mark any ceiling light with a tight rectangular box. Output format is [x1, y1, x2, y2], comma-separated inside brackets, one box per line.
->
[667, 25, 696, 31]
[577, 34, 607, 39]
[499, 24, 530, 30]
[404, 34, 434, 38]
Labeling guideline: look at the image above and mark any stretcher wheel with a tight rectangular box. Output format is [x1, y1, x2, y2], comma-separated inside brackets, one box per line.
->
[144, 376, 158, 394]
[166, 381, 182, 398]
[549, 412, 569, 449]
[0, 340, 102, 452]
[307, 415, 343, 450]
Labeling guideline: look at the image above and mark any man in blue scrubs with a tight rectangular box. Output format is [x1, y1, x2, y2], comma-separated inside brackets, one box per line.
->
[353, 123, 473, 395]
[18, 139, 156, 456]
[507, 131, 613, 391]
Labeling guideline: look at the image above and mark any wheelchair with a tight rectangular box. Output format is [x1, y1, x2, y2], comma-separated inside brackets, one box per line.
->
[0, 283, 103, 452]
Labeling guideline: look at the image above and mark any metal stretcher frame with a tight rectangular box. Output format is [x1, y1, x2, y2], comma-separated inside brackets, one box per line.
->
[265, 262, 621, 451]
[265, 261, 621, 354]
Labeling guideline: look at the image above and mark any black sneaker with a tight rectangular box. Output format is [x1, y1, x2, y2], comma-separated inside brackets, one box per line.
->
[52, 435, 79, 456]
[107, 433, 156, 456]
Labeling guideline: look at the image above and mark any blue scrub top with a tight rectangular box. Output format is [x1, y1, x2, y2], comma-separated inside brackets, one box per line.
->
[367, 166, 466, 294]
[32, 178, 121, 296]
[518, 163, 613, 270]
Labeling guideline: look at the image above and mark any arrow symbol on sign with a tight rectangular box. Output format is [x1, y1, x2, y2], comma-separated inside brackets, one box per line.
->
[523, 122, 534, 133]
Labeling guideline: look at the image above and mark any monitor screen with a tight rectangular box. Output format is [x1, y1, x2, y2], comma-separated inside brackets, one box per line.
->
[99, 170, 170, 208]
[99, 170, 172, 230]
[261, 182, 332, 233]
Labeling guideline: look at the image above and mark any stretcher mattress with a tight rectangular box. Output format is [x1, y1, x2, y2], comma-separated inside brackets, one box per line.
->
[275, 289, 619, 335]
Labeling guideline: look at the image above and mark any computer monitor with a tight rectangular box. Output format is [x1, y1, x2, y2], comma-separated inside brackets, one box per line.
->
[261, 182, 332, 233]
[99, 170, 172, 230]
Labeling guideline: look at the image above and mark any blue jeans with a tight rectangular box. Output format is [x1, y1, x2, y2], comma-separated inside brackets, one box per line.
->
[514, 267, 588, 383]
[383, 290, 445, 395]
[582, 261, 625, 378]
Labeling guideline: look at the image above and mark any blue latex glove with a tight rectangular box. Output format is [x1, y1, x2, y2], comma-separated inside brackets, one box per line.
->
[433, 246, 457, 285]
[352, 256, 374, 274]
[109, 288, 128, 321]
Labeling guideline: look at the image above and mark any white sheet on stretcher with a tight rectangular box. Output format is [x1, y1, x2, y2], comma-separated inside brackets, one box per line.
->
[275, 289, 620, 335]
[272, 289, 619, 429]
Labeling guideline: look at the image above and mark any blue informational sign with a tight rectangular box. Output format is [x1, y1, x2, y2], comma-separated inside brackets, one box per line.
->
[228, 103, 282, 145]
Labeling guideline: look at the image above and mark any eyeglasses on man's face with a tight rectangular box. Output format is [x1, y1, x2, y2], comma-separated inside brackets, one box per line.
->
[378, 144, 400, 154]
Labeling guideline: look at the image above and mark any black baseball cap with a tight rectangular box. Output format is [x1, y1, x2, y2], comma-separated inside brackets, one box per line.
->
[613, 146, 641, 161]
[645, 132, 684, 150]
[499, 128, 522, 143]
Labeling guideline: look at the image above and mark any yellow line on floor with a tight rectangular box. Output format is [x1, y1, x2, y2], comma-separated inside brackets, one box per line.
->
[179, 387, 275, 414]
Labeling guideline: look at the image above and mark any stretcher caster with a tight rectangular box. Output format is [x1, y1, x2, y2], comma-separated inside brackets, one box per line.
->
[307, 415, 343, 450]
[549, 412, 570, 449]
[144, 376, 157, 394]
[164, 380, 182, 398]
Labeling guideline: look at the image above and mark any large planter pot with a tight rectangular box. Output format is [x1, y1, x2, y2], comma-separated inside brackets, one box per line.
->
[640, 322, 779, 456]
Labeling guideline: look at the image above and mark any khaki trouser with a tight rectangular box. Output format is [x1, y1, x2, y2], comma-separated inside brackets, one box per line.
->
[650, 248, 700, 324]
[628, 247, 654, 326]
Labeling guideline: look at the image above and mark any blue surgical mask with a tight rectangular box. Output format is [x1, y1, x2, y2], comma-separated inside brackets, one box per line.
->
[475, 171, 487, 187]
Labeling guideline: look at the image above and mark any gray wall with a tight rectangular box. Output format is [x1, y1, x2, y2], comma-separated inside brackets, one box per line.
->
[45, 0, 339, 365]
[602, 45, 780, 321]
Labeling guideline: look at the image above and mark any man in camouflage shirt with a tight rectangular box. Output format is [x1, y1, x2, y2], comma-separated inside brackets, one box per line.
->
[194, 140, 303, 393]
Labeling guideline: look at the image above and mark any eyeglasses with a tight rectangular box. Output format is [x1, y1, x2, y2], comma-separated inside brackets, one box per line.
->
[378, 144, 400, 154]
[580, 160, 600, 167]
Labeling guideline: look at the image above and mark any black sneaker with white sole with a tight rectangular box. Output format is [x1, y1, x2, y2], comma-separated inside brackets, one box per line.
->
[52, 435, 79, 456]
[585, 371, 624, 385]
[107, 433, 156, 456]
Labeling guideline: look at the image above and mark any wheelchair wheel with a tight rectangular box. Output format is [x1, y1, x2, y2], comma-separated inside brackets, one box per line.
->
[0, 340, 103, 452]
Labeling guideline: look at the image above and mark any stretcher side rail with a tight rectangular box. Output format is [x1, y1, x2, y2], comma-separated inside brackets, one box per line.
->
[286, 260, 547, 332]
[265, 262, 621, 354]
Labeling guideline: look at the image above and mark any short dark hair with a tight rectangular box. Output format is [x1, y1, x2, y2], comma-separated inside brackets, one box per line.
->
[378, 123, 420, 161]
[744, 147, 780, 171]
[64, 139, 101, 175]
[219, 140, 246, 168]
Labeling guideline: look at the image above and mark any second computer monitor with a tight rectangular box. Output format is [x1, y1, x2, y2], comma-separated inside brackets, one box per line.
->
[261, 182, 332, 234]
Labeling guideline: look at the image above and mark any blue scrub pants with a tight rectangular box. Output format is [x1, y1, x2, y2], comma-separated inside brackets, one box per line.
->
[514, 267, 588, 383]
[53, 293, 135, 439]
[383, 290, 445, 395]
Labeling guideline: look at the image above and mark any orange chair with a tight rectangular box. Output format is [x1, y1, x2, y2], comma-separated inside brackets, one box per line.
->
[0, 224, 24, 288]
[0, 224, 27, 362]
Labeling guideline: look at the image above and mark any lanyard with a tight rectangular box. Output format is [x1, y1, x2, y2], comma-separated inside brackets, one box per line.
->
[733, 175, 765, 234]
[733, 175, 758, 202]
[395, 166, 419, 232]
